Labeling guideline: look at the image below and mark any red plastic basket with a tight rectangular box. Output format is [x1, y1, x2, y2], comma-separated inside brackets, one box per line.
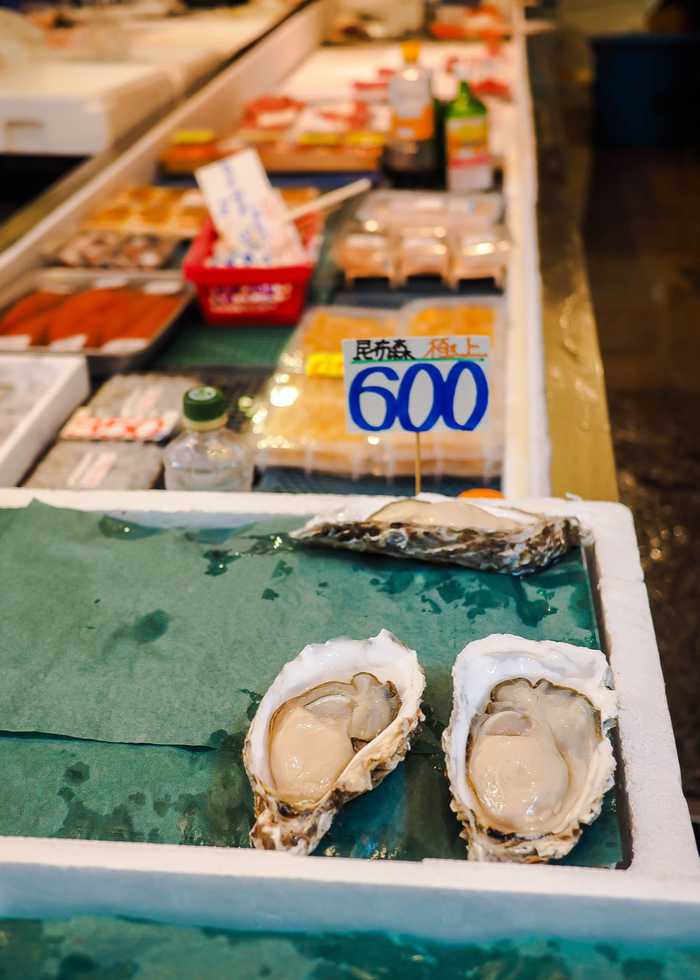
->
[183, 218, 315, 326]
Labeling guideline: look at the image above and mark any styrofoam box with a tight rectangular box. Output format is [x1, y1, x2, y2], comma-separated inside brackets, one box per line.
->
[0, 62, 174, 156]
[0, 356, 89, 487]
[0, 490, 698, 942]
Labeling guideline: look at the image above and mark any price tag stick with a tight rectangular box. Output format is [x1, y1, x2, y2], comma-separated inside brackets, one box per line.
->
[414, 431, 422, 496]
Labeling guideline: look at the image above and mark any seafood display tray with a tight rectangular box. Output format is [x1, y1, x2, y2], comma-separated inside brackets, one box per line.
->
[0, 269, 194, 377]
[0, 489, 697, 944]
[0, 356, 89, 487]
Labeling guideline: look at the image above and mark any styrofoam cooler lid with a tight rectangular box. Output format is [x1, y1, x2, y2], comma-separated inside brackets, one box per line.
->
[0, 61, 174, 155]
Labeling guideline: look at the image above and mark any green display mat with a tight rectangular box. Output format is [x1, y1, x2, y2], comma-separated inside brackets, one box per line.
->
[0, 502, 623, 866]
[154, 321, 292, 370]
[2, 916, 699, 980]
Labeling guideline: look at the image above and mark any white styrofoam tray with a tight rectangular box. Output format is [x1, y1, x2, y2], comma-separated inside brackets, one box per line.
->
[0, 356, 89, 487]
[0, 62, 174, 156]
[0, 489, 697, 942]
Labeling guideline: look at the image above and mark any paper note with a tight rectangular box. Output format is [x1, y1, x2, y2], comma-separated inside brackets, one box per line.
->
[195, 148, 305, 267]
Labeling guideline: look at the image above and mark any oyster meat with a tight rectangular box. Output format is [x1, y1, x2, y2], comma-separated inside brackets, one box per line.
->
[243, 630, 425, 854]
[443, 634, 617, 862]
[291, 494, 582, 575]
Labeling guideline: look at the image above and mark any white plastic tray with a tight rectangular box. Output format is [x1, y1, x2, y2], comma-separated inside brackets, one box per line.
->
[0, 489, 697, 941]
[0, 62, 174, 156]
[0, 356, 89, 487]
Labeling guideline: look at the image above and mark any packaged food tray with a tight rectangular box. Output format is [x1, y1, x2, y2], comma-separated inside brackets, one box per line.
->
[0, 270, 193, 377]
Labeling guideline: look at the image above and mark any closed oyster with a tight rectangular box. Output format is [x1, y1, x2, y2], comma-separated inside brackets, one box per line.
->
[443, 634, 617, 863]
[291, 494, 582, 575]
[243, 630, 425, 855]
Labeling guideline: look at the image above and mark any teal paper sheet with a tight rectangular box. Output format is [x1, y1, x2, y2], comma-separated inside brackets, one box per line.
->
[0, 502, 599, 748]
[0, 731, 621, 864]
[1, 916, 699, 980]
[0, 501, 623, 866]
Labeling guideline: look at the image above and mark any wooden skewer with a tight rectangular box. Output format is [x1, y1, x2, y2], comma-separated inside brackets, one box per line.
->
[286, 178, 372, 221]
[414, 432, 422, 496]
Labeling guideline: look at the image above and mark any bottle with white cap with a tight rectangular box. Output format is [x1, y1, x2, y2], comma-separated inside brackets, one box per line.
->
[164, 386, 254, 492]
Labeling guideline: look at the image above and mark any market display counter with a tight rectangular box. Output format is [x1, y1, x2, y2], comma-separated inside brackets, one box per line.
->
[0, 1, 698, 964]
[0, 7, 535, 496]
[0, 0, 308, 253]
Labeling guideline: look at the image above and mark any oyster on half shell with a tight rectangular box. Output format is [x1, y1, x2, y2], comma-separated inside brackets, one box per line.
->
[243, 630, 425, 855]
[291, 494, 582, 575]
[443, 634, 617, 863]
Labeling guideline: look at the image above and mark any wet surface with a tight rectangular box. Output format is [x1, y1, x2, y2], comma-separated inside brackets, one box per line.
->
[531, 24, 700, 811]
[582, 137, 700, 801]
[1, 916, 699, 980]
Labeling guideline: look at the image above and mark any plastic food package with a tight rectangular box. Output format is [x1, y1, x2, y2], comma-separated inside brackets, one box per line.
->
[239, 95, 305, 142]
[400, 296, 505, 468]
[395, 231, 451, 285]
[450, 227, 510, 288]
[159, 130, 220, 176]
[61, 374, 199, 443]
[252, 373, 501, 479]
[24, 441, 163, 490]
[231, 95, 384, 173]
[428, 2, 510, 40]
[353, 190, 503, 233]
[84, 186, 208, 238]
[402, 298, 499, 338]
[336, 191, 507, 288]
[332, 229, 396, 286]
[279, 306, 398, 373]
[44, 230, 179, 271]
[254, 298, 505, 479]
[0, 278, 188, 354]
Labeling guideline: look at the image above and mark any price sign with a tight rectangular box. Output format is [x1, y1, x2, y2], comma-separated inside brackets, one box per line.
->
[342, 335, 490, 435]
[196, 148, 305, 266]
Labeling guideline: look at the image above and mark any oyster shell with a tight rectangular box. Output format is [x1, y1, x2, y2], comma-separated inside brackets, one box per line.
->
[243, 630, 425, 855]
[291, 494, 582, 575]
[443, 634, 617, 863]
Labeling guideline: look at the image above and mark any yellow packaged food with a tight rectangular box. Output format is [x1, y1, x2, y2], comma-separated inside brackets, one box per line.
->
[279, 306, 398, 374]
[252, 373, 501, 480]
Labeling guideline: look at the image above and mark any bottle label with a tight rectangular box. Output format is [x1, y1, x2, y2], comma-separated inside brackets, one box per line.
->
[390, 76, 434, 141]
[447, 117, 490, 168]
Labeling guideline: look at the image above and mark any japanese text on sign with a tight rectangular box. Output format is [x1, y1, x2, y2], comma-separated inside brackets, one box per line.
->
[342, 335, 490, 434]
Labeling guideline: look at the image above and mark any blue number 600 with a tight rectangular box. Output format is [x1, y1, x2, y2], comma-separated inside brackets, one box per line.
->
[348, 360, 489, 432]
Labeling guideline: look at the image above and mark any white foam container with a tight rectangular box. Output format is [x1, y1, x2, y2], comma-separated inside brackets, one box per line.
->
[0, 356, 89, 487]
[0, 489, 697, 941]
[0, 62, 175, 156]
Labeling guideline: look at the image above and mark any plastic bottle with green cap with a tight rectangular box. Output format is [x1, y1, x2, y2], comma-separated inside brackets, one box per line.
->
[164, 386, 254, 492]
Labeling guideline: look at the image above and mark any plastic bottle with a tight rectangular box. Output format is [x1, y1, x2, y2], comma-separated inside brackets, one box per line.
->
[164, 386, 254, 492]
[445, 79, 492, 192]
[385, 40, 436, 184]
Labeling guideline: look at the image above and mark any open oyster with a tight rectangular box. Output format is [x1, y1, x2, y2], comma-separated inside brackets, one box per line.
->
[291, 494, 582, 575]
[243, 630, 425, 854]
[443, 634, 617, 862]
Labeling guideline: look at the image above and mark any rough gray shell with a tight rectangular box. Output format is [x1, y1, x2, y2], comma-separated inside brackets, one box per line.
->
[292, 498, 582, 576]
